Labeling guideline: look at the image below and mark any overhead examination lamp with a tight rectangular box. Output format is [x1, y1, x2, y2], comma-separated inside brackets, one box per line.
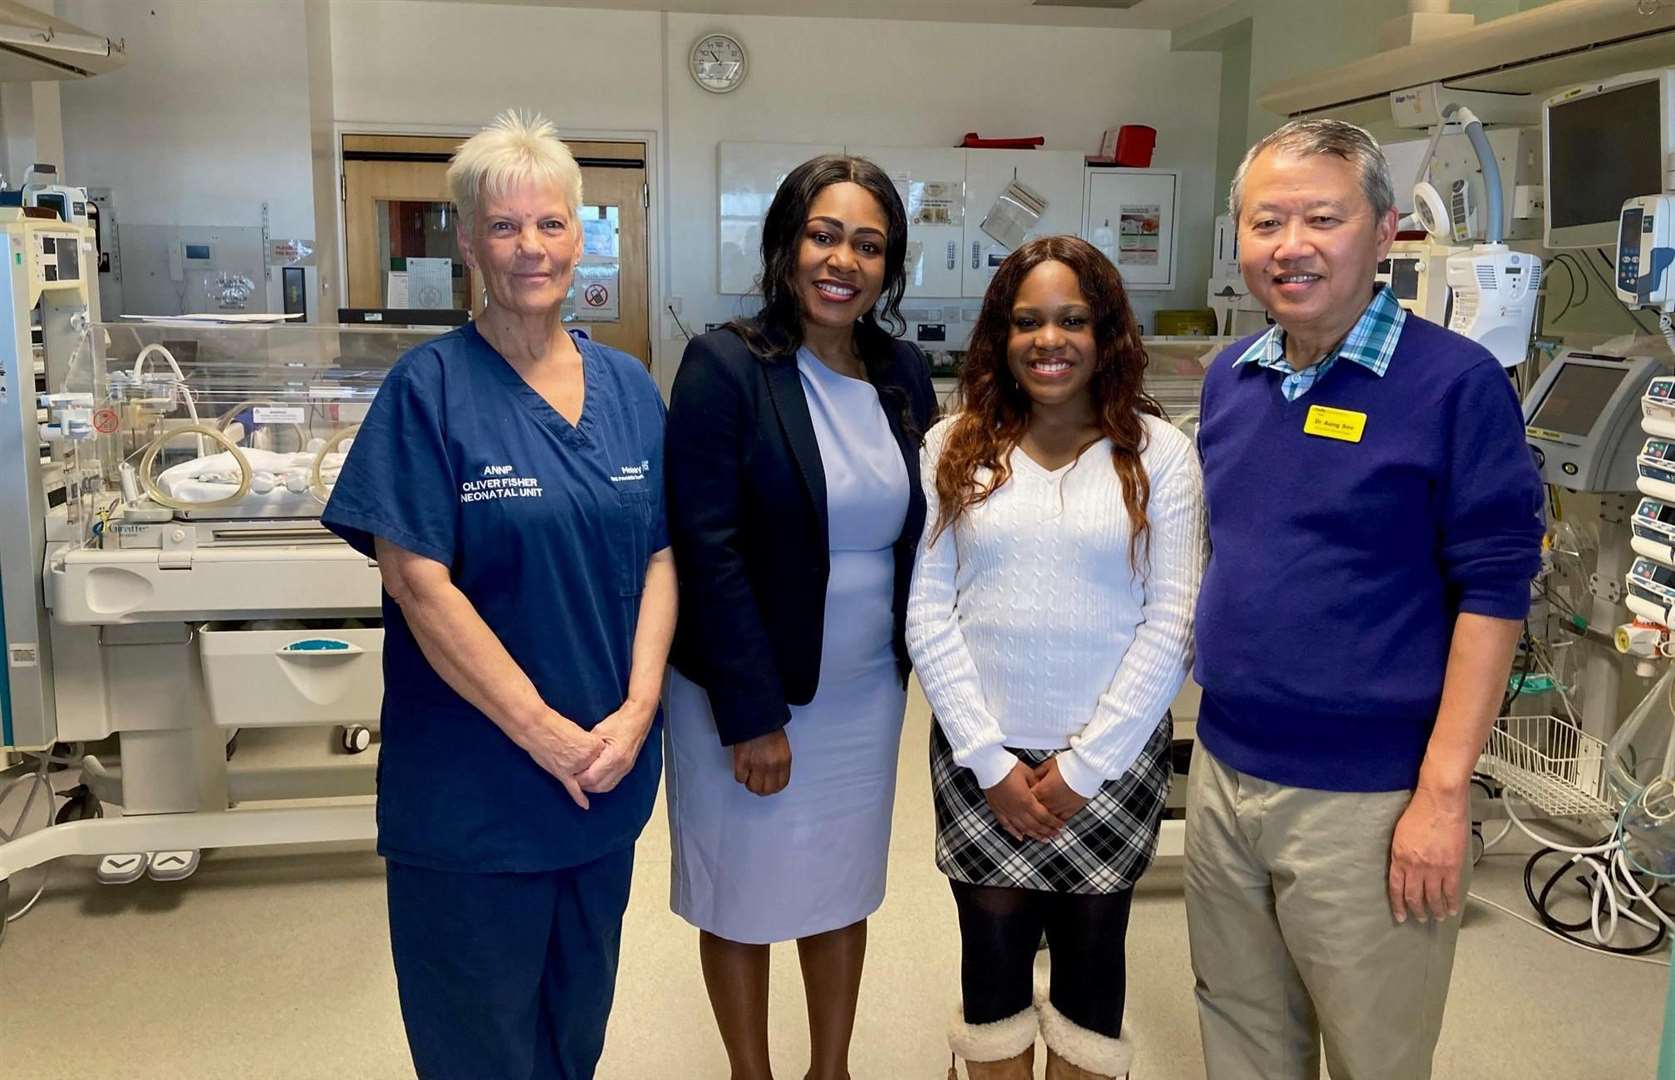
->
[1398, 88, 1543, 368]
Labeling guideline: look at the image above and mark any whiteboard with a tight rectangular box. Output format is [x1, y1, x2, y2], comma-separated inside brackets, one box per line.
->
[717, 141, 843, 295]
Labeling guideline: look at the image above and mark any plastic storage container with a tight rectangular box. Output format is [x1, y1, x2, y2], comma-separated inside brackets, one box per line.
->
[1115, 126, 1156, 167]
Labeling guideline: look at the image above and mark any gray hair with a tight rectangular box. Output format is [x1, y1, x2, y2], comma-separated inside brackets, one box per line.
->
[447, 110, 583, 234]
[1228, 118, 1396, 222]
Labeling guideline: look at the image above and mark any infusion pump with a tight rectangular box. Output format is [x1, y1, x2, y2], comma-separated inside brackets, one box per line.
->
[1619, 195, 1675, 309]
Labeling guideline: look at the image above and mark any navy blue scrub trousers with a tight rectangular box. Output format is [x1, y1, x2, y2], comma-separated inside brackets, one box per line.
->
[385, 846, 636, 1080]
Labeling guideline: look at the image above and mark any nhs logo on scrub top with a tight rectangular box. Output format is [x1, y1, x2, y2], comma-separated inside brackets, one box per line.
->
[610, 460, 652, 486]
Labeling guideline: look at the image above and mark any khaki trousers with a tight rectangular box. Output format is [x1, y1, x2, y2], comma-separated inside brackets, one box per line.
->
[1183, 743, 1466, 1080]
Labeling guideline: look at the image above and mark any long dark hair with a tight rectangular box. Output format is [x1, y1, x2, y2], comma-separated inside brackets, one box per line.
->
[933, 235, 1163, 571]
[726, 154, 914, 430]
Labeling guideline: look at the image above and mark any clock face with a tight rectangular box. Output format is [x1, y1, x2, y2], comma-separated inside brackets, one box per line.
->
[690, 33, 746, 94]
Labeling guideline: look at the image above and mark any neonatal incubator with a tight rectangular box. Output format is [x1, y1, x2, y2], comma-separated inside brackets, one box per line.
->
[0, 206, 445, 912]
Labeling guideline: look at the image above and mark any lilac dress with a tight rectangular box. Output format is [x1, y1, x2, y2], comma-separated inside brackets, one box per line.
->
[664, 347, 911, 944]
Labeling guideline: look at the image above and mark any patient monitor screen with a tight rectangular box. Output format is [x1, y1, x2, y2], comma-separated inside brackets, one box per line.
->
[1548, 80, 1662, 231]
[1530, 363, 1630, 437]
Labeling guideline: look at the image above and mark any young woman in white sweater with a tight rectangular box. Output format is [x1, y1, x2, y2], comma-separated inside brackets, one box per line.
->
[907, 235, 1205, 1080]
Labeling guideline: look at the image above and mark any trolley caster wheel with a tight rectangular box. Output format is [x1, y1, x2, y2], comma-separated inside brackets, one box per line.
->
[340, 726, 372, 754]
[1470, 824, 1485, 866]
[54, 784, 102, 825]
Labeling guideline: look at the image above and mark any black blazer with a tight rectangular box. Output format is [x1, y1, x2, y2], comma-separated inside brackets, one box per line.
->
[665, 326, 937, 747]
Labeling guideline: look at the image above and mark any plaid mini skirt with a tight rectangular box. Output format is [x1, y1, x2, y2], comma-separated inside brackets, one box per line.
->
[930, 713, 1172, 895]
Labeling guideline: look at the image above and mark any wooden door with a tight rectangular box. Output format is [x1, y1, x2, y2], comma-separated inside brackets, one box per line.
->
[343, 135, 473, 314]
[342, 134, 651, 364]
[562, 141, 650, 363]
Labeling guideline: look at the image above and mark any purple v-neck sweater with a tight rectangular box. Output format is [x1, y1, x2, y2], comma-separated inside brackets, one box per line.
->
[1192, 316, 1545, 792]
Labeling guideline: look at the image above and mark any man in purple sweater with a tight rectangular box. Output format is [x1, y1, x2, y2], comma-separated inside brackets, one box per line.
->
[1184, 118, 1544, 1080]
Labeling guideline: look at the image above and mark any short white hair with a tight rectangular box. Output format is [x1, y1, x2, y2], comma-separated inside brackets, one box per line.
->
[447, 110, 583, 233]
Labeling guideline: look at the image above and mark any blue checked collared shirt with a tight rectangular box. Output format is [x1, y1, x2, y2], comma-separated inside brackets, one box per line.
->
[1232, 284, 1407, 401]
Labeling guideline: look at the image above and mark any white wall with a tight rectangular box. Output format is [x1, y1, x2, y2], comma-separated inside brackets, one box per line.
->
[660, 12, 1222, 349]
[38, 1, 1223, 380]
[332, 2, 1220, 381]
[54, 0, 316, 315]
[331, 2, 664, 134]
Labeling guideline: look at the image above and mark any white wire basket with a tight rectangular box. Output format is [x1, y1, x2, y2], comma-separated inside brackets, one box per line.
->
[1477, 714, 1617, 820]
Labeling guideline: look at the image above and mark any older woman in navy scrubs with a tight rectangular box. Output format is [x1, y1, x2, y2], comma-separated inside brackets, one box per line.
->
[322, 110, 675, 1080]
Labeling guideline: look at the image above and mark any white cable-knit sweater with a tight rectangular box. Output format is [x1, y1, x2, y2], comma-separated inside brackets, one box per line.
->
[906, 414, 1207, 799]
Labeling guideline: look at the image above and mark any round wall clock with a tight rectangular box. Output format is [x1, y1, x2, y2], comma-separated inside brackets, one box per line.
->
[690, 32, 747, 95]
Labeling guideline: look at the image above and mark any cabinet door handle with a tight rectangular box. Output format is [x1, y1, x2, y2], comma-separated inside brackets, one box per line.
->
[971, 241, 981, 270]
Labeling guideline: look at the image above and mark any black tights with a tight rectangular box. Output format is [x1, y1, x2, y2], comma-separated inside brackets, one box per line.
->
[950, 879, 1133, 1039]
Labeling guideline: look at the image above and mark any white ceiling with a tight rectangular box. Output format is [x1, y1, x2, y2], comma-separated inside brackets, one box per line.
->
[400, 0, 1245, 31]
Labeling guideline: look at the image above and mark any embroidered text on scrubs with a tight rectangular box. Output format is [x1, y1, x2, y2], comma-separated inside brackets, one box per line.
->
[459, 467, 544, 503]
[609, 460, 652, 484]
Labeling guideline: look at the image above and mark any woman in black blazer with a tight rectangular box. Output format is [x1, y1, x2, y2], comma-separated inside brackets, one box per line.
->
[664, 154, 936, 1080]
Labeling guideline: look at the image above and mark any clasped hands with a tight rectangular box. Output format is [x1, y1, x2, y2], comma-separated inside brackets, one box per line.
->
[984, 757, 1091, 842]
[530, 701, 655, 809]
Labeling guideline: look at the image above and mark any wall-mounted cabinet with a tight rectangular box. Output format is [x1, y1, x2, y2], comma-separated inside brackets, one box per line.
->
[718, 142, 1179, 299]
[848, 144, 968, 300]
[960, 149, 1088, 298]
[1083, 168, 1180, 291]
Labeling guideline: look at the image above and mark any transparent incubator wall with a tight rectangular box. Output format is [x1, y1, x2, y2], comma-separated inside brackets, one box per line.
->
[48, 321, 444, 541]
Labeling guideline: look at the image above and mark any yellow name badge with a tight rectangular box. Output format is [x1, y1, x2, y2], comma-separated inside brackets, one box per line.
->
[1303, 404, 1367, 443]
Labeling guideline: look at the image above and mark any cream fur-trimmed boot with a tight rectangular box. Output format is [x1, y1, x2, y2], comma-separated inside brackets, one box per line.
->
[946, 1002, 1037, 1080]
[1036, 986, 1134, 1080]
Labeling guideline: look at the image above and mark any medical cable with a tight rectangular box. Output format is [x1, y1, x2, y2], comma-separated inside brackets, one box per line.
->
[667, 303, 693, 341]
[136, 423, 252, 511]
[132, 343, 207, 456]
[1547, 256, 1580, 325]
[1586, 249, 1657, 335]
[1497, 791, 1675, 956]
[1618, 846, 1675, 934]
[1522, 844, 1669, 956]
[1466, 891, 1670, 968]
[1553, 253, 1589, 314]
[0, 754, 55, 926]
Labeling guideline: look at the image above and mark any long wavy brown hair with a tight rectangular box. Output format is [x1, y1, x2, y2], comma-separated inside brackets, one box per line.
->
[933, 235, 1163, 571]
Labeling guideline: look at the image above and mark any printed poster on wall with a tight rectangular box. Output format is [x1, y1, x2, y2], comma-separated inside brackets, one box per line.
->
[1118, 205, 1161, 266]
[909, 180, 963, 227]
[406, 257, 453, 309]
[565, 205, 622, 323]
[582, 205, 620, 258]
[565, 263, 621, 322]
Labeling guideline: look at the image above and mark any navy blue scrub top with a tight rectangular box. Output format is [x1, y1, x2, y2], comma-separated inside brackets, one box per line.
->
[323, 325, 667, 873]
